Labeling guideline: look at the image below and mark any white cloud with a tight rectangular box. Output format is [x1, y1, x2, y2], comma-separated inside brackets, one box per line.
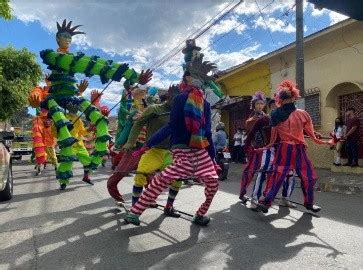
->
[311, 7, 326, 17]
[235, 0, 295, 16]
[210, 15, 247, 36]
[328, 11, 349, 25]
[254, 16, 296, 33]
[309, 3, 349, 25]
[10, 0, 307, 99]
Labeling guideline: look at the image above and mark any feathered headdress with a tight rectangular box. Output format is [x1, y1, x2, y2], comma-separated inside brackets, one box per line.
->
[56, 19, 85, 39]
[251, 91, 266, 109]
[275, 80, 300, 106]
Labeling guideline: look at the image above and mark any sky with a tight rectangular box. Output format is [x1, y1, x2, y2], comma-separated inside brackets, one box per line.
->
[0, 0, 348, 116]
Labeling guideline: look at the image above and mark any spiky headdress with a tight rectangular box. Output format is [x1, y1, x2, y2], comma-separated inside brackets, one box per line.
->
[187, 54, 217, 83]
[56, 19, 85, 39]
[275, 80, 300, 106]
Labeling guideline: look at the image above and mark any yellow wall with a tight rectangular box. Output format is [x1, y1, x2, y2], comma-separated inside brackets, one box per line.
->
[266, 20, 363, 168]
[217, 63, 271, 97]
[216, 20, 363, 168]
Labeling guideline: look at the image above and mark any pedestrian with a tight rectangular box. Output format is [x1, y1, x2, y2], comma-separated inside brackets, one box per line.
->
[241, 129, 247, 163]
[342, 108, 360, 167]
[256, 80, 332, 214]
[331, 117, 345, 166]
[233, 128, 243, 163]
[213, 122, 227, 152]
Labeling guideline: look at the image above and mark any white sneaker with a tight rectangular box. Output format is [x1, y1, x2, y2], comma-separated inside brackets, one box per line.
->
[249, 199, 258, 209]
[279, 198, 297, 208]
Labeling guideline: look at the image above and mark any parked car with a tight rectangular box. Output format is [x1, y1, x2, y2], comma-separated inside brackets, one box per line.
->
[12, 134, 32, 160]
[0, 131, 14, 201]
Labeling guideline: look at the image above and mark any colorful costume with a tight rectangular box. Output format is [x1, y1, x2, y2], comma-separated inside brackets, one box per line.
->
[107, 87, 182, 217]
[31, 112, 47, 168]
[126, 84, 218, 226]
[239, 92, 295, 208]
[65, 112, 93, 184]
[43, 118, 58, 168]
[256, 81, 330, 213]
[125, 41, 222, 226]
[37, 20, 151, 189]
[114, 87, 147, 148]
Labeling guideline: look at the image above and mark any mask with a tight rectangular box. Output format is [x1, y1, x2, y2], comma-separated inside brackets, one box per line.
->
[191, 78, 203, 88]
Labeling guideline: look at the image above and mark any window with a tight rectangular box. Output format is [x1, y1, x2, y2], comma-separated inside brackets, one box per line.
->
[305, 88, 321, 126]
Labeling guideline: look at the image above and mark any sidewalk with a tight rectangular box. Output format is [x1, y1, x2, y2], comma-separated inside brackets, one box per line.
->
[228, 163, 363, 196]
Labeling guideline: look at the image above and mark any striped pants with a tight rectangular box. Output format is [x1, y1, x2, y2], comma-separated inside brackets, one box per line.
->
[240, 147, 295, 201]
[262, 143, 317, 207]
[130, 148, 219, 217]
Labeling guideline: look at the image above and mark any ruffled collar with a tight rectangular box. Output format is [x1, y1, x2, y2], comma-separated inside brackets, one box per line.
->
[270, 103, 296, 127]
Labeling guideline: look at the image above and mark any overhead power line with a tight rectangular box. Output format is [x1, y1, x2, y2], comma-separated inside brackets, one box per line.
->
[148, 1, 236, 71]
[151, 0, 245, 72]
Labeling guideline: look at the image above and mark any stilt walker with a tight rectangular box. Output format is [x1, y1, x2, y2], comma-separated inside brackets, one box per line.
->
[256, 80, 332, 213]
[37, 19, 152, 190]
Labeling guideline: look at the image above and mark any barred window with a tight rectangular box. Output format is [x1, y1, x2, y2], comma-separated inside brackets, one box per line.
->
[305, 88, 321, 126]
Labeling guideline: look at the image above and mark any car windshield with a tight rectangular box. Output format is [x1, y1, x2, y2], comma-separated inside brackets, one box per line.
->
[14, 136, 32, 142]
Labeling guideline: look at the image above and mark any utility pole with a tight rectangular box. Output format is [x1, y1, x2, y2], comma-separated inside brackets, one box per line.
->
[296, 0, 305, 101]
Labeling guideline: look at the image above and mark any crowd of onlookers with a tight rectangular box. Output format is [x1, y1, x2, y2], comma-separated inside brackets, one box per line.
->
[332, 107, 361, 167]
[214, 106, 361, 167]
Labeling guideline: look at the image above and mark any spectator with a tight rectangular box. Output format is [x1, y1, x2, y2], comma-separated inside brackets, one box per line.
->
[233, 128, 243, 163]
[343, 108, 360, 167]
[332, 117, 345, 166]
[241, 129, 247, 163]
[213, 122, 227, 152]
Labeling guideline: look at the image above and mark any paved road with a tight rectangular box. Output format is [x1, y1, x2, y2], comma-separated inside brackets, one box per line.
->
[0, 158, 362, 269]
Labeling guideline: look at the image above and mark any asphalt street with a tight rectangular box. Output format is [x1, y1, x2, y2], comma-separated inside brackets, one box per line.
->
[0, 158, 362, 269]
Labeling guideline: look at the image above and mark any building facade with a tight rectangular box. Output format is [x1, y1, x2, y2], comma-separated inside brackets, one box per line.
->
[216, 19, 363, 168]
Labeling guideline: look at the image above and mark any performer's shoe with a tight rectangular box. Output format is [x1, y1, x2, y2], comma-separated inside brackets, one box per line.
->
[305, 204, 321, 213]
[249, 199, 259, 211]
[255, 203, 269, 213]
[333, 162, 341, 166]
[148, 201, 158, 208]
[124, 213, 140, 226]
[60, 183, 67, 190]
[279, 198, 297, 208]
[82, 176, 94, 186]
[192, 215, 210, 226]
[44, 163, 47, 169]
[164, 207, 181, 218]
[239, 195, 249, 204]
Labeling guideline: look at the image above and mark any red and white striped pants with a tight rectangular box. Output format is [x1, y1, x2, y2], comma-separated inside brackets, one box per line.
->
[130, 148, 219, 217]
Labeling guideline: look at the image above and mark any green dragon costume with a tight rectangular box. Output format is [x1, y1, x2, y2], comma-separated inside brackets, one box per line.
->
[40, 19, 152, 189]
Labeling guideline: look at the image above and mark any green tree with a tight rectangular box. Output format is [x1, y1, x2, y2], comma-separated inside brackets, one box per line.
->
[0, 47, 42, 121]
[0, 0, 12, 20]
[9, 107, 32, 127]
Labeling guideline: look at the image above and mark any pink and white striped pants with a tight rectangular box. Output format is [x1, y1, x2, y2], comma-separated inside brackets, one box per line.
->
[130, 148, 219, 217]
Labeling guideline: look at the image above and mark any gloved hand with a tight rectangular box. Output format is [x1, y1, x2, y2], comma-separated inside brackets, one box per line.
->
[132, 146, 149, 157]
[314, 131, 323, 139]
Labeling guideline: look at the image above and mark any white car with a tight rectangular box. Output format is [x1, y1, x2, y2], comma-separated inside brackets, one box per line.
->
[0, 131, 14, 201]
